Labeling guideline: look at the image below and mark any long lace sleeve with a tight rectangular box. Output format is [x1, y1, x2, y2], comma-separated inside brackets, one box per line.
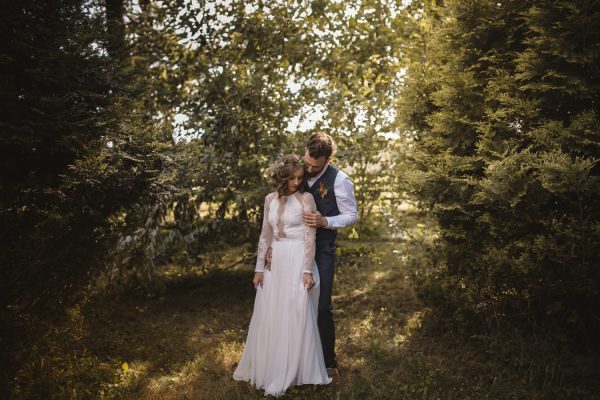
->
[302, 193, 317, 274]
[255, 193, 274, 272]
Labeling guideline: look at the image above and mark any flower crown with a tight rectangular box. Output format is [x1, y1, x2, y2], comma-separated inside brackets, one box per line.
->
[264, 156, 305, 184]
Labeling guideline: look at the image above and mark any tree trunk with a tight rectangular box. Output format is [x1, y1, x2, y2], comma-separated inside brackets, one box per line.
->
[105, 0, 125, 58]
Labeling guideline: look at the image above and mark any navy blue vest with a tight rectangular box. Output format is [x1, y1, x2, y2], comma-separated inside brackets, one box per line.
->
[308, 165, 340, 241]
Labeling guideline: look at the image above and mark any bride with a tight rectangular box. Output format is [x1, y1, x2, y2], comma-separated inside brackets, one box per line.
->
[233, 154, 332, 396]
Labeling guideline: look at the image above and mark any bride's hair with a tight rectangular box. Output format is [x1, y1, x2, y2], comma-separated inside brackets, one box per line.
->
[267, 154, 307, 197]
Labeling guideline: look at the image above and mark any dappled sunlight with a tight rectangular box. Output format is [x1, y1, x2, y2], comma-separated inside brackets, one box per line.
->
[8, 0, 600, 398]
[104, 360, 152, 394]
[326, 241, 435, 392]
[144, 366, 194, 395]
[342, 307, 424, 351]
[346, 269, 392, 299]
[392, 332, 409, 346]
[19, 238, 594, 399]
[127, 242, 433, 399]
[392, 311, 424, 347]
[214, 335, 245, 370]
[344, 355, 368, 371]
[82, 242, 434, 399]
[140, 340, 243, 400]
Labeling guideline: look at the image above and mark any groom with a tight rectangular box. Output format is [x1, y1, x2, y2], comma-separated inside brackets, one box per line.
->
[273, 132, 358, 381]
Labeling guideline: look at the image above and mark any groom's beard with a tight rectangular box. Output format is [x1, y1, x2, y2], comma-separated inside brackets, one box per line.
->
[306, 168, 323, 178]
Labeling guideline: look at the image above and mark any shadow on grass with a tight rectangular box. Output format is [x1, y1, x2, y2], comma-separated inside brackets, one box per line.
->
[81, 266, 261, 399]
[79, 240, 427, 399]
[329, 241, 600, 400]
[71, 240, 600, 400]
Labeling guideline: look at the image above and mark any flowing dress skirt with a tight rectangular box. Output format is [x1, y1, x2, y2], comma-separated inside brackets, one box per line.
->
[233, 238, 332, 397]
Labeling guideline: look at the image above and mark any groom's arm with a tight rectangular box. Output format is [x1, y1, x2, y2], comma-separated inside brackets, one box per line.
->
[264, 247, 272, 270]
[324, 171, 358, 229]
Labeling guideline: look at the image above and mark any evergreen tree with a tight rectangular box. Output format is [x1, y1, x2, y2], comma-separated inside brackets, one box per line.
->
[0, 0, 172, 312]
[400, 0, 600, 339]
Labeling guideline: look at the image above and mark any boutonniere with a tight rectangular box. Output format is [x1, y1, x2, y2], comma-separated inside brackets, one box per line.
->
[318, 182, 330, 199]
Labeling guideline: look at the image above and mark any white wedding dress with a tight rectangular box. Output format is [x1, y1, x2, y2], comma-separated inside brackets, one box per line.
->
[233, 191, 332, 397]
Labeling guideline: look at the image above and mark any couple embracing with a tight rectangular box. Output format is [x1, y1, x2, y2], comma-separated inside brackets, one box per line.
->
[233, 132, 358, 397]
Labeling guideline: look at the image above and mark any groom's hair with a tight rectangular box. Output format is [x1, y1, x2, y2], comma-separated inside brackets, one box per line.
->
[306, 131, 336, 160]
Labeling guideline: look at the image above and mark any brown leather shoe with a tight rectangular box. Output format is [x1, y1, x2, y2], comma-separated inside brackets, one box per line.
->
[326, 367, 340, 384]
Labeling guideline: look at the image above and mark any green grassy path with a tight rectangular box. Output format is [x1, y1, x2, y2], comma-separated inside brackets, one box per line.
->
[61, 238, 599, 400]
[12, 211, 600, 400]
[82, 241, 428, 399]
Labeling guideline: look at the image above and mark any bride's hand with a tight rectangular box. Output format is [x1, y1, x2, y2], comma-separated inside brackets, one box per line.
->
[303, 272, 314, 290]
[253, 272, 264, 289]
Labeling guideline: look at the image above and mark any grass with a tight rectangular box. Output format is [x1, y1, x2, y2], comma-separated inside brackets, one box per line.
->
[8, 215, 600, 399]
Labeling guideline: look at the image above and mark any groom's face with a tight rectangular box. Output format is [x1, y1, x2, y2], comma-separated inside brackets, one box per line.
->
[303, 149, 329, 178]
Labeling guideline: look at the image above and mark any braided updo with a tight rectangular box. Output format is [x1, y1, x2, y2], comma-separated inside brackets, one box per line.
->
[266, 154, 307, 197]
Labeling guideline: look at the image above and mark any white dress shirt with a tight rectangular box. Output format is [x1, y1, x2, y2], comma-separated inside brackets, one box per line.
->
[307, 164, 358, 229]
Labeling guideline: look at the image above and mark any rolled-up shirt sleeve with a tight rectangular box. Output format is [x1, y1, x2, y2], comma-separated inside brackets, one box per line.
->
[325, 171, 358, 229]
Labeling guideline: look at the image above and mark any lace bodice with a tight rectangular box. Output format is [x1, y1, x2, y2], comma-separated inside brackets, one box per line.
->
[255, 191, 317, 274]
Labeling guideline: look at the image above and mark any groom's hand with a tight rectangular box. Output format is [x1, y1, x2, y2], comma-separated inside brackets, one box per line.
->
[303, 210, 328, 228]
[265, 247, 272, 270]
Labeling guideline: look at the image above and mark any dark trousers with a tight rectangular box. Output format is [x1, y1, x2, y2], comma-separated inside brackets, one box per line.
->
[315, 238, 337, 368]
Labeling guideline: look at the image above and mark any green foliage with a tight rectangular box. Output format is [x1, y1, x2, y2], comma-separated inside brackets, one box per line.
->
[2, 1, 411, 394]
[337, 245, 383, 269]
[0, 0, 175, 317]
[10, 240, 600, 399]
[0, 0, 103, 309]
[9, 306, 112, 400]
[1, 0, 414, 314]
[131, 0, 418, 254]
[399, 0, 600, 338]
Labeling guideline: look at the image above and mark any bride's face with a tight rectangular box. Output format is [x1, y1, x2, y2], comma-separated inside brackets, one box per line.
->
[287, 167, 304, 193]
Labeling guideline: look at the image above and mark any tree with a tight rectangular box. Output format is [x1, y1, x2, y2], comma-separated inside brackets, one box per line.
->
[400, 0, 600, 339]
[0, 0, 173, 312]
